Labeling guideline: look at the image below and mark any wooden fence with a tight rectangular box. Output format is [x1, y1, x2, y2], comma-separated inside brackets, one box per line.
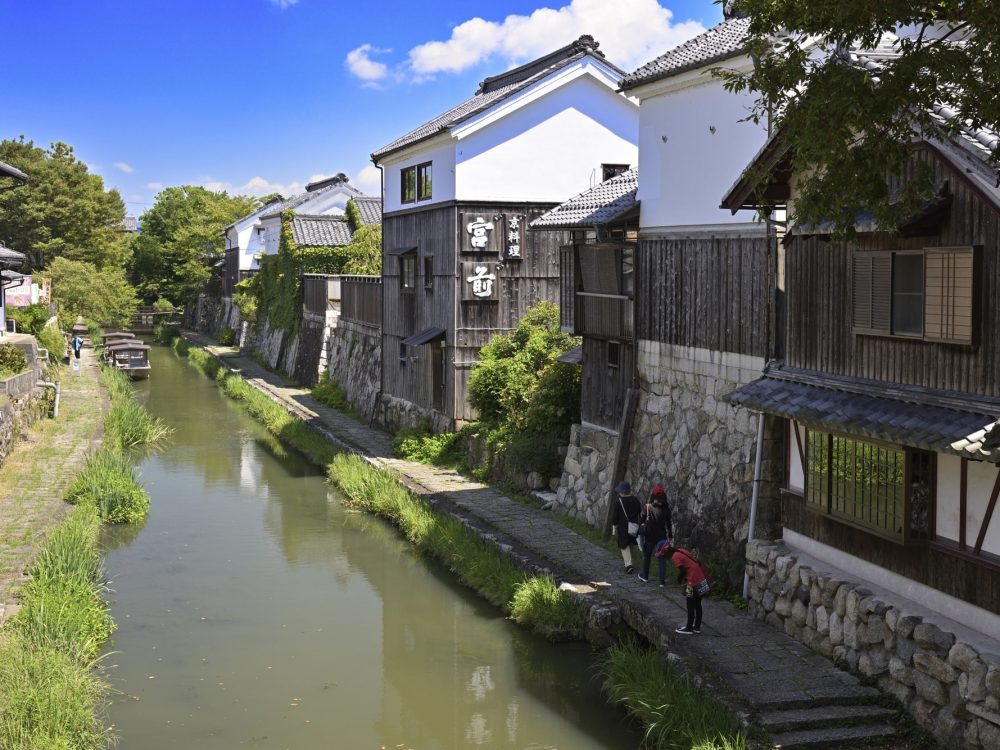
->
[302, 274, 342, 315]
[340, 275, 382, 328]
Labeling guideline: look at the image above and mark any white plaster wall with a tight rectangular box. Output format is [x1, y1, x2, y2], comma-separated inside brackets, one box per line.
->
[937, 454, 1000, 555]
[454, 74, 638, 203]
[788, 422, 805, 493]
[636, 69, 766, 229]
[294, 187, 353, 216]
[261, 215, 282, 257]
[380, 140, 457, 214]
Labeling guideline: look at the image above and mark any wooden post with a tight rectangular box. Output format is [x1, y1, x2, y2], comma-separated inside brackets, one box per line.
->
[602, 387, 639, 535]
[960, 458, 968, 550]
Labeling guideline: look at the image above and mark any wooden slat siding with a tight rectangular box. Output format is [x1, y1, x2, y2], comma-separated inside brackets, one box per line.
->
[784, 490, 1000, 614]
[340, 276, 382, 328]
[581, 338, 633, 429]
[785, 144, 1000, 397]
[383, 202, 564, 421]
[637, 234, 769, 357]
[302, 275, 328, 315]
[560, 245, 575, 332]
[575, 293, 632, 340]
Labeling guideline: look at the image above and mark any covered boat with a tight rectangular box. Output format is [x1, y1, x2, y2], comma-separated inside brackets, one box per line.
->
[105, 341, 151, 379]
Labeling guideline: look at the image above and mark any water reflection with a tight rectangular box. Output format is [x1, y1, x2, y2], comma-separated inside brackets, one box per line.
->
[103, 345, 637, 749]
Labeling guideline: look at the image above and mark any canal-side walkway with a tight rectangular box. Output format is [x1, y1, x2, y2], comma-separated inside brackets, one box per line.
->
[0, 346, 106, 622]
[183, 331, 900, 748]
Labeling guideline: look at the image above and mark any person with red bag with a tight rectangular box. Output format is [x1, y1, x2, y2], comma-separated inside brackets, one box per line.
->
[659, 542, 711, 634]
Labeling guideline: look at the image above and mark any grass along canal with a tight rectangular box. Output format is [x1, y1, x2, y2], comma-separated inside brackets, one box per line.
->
[101, 342, 641, 749]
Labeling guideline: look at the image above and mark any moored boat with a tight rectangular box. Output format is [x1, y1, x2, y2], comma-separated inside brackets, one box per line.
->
[105, 341, 151, 379]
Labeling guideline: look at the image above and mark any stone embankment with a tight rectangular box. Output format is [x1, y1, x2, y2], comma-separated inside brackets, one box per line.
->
[0, 344, 106, 621]
[747, 539, 1000, 749]
[183, 330, 931, 749]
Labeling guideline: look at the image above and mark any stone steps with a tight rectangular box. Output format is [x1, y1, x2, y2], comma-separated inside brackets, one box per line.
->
[769, 722, 898, 748]
[749, 685, 882, 711]
[759, 704, 896, 732]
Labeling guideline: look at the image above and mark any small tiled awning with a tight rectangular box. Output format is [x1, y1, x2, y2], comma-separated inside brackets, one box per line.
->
[386, 245, 418, 256]
[401, 327, 446, 347]
[725, 365, 1000, 461]
[0, 245, 27, 266]
[555, 345, 583, 364]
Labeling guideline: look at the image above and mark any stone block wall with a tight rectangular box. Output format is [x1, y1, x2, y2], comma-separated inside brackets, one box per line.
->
[746, 539, 1000, 749]
[623, 341, 783, 583]
[553, 423, 620, 527]
[326, 319, 381, 420]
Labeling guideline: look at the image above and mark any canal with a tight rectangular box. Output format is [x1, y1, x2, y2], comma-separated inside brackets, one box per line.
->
[102, 344, 639, 749]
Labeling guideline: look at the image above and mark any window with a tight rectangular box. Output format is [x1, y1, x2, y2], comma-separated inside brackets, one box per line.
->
[607, 341, 621, 369]
[423, 256, 434, 289]
[401, 162, 432, 204]
[806, 431, 908, 542]
[400, 254, 416, 290]
[853, 247, 975, 344]
[602, 164, 630, 182]
[417, 163, 432, 201]
[399, 342, 407, 362]
[401, 166, 416, 204]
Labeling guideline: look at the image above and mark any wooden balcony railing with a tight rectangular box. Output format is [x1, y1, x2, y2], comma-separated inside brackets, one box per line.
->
[340, 275, 382, 328]
[574, 292, 633, 340]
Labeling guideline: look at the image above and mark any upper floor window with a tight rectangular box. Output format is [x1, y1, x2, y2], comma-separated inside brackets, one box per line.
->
[852, 247, 975, 344]
[401, 162, 432, 204]
[400, 253, 417, 290]
[423, 256, 434, 289]
[602, 164, 629, 182]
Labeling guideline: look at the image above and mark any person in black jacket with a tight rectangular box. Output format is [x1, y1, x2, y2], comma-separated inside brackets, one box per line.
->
[611, 480, 642, 575]
[648, 484, 673, 538]
[640, 489, 672, 585]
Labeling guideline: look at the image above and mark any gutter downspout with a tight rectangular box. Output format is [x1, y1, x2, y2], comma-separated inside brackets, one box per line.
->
[742, 411, 766, 599]
[369, 158, 385, 428]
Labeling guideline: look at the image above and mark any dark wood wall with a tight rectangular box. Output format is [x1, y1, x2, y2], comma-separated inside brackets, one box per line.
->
[637, 234, 770, 358]
[783, 490, 1000, 615]
[382, 202, 566, 422]
[784, 146, 1000, 397]
[581, 338, 632, 429]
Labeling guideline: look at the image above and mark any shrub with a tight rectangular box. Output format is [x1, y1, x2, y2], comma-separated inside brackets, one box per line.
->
[151, 297, 174, 311]
[36, 324, 66, 362]
[217, 327, 236, 346]
[0, 343, 28, 378]
[311, 372, 352, 412]
[153, 322, 180, 344]
[392, 420, 466, 470]
[7, 303, 51, 335]
[65, 450, 150, 524]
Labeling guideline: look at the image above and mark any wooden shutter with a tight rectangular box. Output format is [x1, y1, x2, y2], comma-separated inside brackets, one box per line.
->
[852, 252, 891, 334]
[924, 247, 975, 344]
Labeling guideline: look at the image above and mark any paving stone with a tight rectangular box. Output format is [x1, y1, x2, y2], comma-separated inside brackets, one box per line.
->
[769, 723, 897, 748]
[758, 704, 896, 732]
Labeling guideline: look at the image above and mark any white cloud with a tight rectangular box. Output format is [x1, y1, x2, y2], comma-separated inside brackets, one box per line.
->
[200, 175, 306, 199]
[345, 44, 392, 86]
[346, 0, 706, 85]
[114, 161, 134, 174]
[146, 181, 163, 191]
[352, 165, 382, 194]
[268, 0, 298, 8]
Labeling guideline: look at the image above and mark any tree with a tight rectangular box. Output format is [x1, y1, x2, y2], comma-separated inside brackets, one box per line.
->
[0, 138, 129, 270]
[47, 257, 138, 329]
[130, 186, 258, 305]
[724, 2, 998, 234]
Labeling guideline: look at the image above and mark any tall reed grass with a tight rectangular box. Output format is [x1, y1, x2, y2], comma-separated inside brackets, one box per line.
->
[600, 639, 748, 750]
[65, 450, 150, 524]
[0, 505, 115, 749]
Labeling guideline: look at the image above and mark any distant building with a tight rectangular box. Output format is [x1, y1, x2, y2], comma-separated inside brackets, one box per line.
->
[122, 215, 140, 233]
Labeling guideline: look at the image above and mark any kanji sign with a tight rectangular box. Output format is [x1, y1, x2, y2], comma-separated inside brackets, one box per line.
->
[460, 213, 500, 254]
[462, 262, 499, 301]
[502, 214, 524, 261]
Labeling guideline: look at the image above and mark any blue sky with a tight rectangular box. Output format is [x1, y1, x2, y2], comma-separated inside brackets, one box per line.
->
[2, 0, 720, 215]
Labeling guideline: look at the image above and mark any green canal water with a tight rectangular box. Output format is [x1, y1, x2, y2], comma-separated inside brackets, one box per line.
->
[101, 345, 639, 749]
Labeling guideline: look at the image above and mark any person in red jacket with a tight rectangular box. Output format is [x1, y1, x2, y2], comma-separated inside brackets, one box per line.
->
[663, 544, 710, 634]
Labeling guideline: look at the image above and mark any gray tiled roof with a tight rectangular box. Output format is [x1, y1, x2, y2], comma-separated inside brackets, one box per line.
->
[353, 195, 382, 226]
[260, 178, 363, 220]
[373, 36, 621, 161]
[725, 364, 1000, 461]
[291, 216, 353, 247]
[620, 17, 751, 90]
[0, 160, 28, 181]
[0, 245, 27, 266]
[531, 167, 638, 228]
[225, 196, 284, 232]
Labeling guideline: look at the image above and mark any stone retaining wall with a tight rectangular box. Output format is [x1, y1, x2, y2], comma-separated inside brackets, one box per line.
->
[746, 539, 1000, 749]
[553, 422, 619, 526]
[624, 341, 783, 583]
[326, 318, 381, 419]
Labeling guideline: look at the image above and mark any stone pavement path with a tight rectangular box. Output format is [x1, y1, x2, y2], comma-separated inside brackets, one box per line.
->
[185, 332, 900, 748]
[0, 346, 106, 622]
